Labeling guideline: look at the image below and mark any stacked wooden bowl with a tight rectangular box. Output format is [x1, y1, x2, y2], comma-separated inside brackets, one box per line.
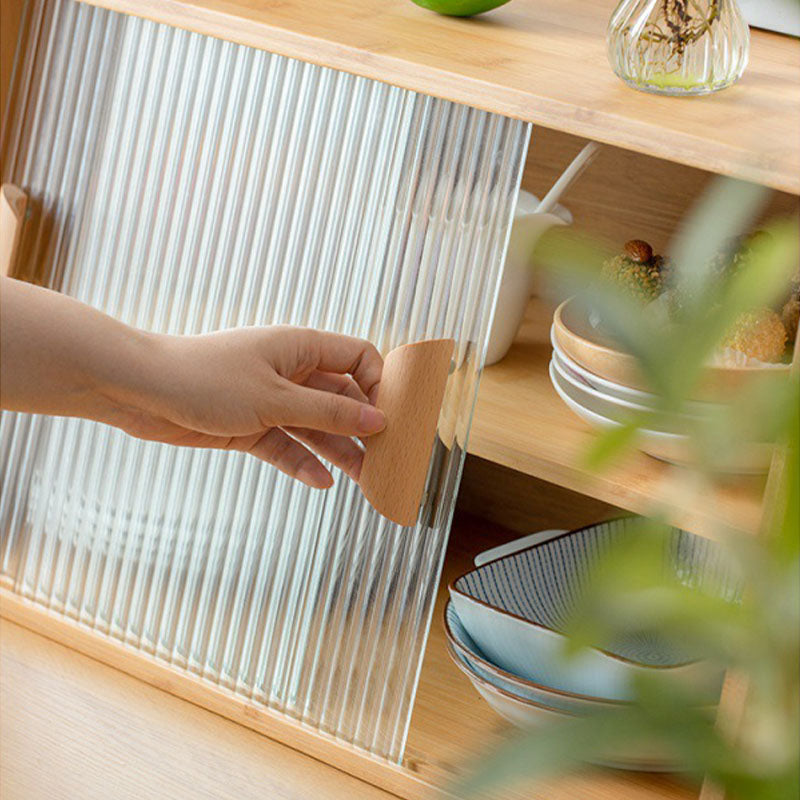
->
[549, 298, 789, 473]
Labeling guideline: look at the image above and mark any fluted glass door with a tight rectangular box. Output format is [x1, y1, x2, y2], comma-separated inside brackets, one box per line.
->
[0, 0, 529, 762]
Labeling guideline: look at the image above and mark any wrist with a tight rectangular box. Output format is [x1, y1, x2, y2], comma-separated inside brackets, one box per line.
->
[89, 326, 172, 427]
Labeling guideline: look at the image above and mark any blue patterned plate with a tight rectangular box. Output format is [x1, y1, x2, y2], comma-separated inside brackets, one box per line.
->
[445, 634, 680, 772]
[449, 518, 734, 700]
[444, 600, 624, 713]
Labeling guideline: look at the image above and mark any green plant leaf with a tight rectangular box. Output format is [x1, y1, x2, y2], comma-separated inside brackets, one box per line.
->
[467, 175, 800, 800]
[582, 419, 641, 470]
[669, 179, 767, 308]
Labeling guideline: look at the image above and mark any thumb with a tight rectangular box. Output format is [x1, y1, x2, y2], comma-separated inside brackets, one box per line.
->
[280, 382, 386, 437]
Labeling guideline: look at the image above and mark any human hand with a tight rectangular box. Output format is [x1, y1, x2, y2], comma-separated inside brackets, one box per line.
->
[2, 278, 385, 488]
[104, 326, 385, 489]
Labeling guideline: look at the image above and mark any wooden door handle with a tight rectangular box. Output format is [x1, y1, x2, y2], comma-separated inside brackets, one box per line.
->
[359, 338, 455, 526]
[0, 183, 27, 278]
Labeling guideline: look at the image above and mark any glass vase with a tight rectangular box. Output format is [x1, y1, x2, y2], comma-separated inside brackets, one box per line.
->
[607, 0, 750, 96]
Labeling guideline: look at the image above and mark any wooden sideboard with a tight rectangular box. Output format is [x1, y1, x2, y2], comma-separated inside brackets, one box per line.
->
[1, 1, 798, 798]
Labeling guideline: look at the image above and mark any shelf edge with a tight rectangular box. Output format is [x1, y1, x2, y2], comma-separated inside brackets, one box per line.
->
[78, 0, 800, 194]
[0, 585, 443, 800]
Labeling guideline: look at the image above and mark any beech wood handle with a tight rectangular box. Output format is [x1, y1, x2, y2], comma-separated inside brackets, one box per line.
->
[359, 338, 455, 526]
[0, 184, 27, 278]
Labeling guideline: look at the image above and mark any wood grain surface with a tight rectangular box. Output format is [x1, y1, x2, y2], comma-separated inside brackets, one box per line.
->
[0, 584, 435, 800]
[360, 338, 454, 526]
[0, 0, 25, 143]
[457, 455, 617, 533]
[75, 0, 800, 192]
[0, 618, 396, 800]
[0, 511, 701, 800]
[520, 128, 799, 259]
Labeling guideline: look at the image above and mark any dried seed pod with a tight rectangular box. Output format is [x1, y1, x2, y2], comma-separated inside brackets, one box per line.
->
[782, 296, 799, 347]
[624, 239, 654, 264]
[722, 308, 787, 363]
[601, 254, 663, 302]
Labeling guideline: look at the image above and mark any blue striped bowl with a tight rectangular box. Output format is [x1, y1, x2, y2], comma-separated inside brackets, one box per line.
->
[444, 632, 680, 772]
[449, 518, 733, 701]
[444, 600, 624, 713]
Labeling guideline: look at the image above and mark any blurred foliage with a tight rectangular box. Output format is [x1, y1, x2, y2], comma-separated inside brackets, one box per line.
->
[457, 179, 800, 800]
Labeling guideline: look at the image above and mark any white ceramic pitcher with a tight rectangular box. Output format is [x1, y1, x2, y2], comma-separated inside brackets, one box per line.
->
[485, 190, 571, 365]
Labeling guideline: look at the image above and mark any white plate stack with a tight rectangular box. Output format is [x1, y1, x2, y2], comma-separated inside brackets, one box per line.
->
[548, 326, 774, 474]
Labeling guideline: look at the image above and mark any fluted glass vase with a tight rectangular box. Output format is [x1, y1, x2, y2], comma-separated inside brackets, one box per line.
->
[607, 0, 750, 96]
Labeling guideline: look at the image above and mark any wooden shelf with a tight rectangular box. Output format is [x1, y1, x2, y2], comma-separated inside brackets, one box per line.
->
[79, 0, 800, 193]
[404, 511, 697, 800]
[0, 617, 399, 800]
[468, 296, 765, 539]
[1, 514, 698, 800]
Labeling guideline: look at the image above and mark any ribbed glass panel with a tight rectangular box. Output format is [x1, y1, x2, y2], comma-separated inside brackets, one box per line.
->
[0, 0, 529, 762]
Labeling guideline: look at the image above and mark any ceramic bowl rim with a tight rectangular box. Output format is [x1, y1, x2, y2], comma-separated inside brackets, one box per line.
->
[447, 638, 679, 771]
[549, 324, 655, 401]
[549, 362, 772, 473]
[449, 517, 702, 670]
[553, 297, 790, 378]
[551, 348, 706, 421]
[548, 360, 686, 444]
[443, 599, 628, 706]
[444, 638, 575, 717]
[549, 327, 720, 415]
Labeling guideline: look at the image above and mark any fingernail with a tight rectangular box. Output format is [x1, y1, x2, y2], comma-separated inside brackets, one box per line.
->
[358, 405, 386, 435]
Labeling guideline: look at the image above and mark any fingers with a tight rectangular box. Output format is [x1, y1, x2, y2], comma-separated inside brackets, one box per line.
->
[244, 427, 333, 489]
[290, 330, 383, 403]
[303, 370, 369, 405]
[297, 371, 373, 449]
[116, 405, 356, 490]
[280, 381, 386, 437]
[286, 427, 364, 481]
[260, 371, 369, 479]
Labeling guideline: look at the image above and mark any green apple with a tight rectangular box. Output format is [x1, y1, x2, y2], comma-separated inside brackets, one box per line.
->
[409, 0, 511, 17]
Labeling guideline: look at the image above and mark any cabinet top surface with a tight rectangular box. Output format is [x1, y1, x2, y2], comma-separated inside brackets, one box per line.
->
[79, 0, 800, 193]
